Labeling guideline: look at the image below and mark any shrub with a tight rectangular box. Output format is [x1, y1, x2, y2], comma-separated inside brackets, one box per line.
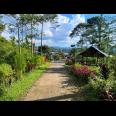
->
[5, 51, 16, 69]
[100, 64, 110, 79]
[37, 55, 46, 65]
[0, 85, 6, 96]
[88, 77, 116, 101]
[65, 56, 75, 65]
[89, 77, 106, 94]
[112, 56, 116, 78]
[25, 55, 47, 72]
[66, 64, 97, 83]
[0, 63, 13, 86]
[31, 55, 38, 68]
[14, 53, 26, 80]
[89, 66, 100, 74]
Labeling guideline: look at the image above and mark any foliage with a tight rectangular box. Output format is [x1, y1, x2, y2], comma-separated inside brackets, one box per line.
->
[0, 85, 6, 96]
[0, 63, 13, 86]
[110, 56, 116, 78]
[0, 36, 14, 63]
[38, 45, 51, 55]
[53, 53, 61, 60]
[88, 77, 116, 101]
[65, 56, 75, 65]
[37, 55, 46, 65]
[0, 63, 49, 101]
[5, 51, 16, 69]
[99, 64, 110, 79]
[14, 53, 26, 80]
[89, 65, 100, 74]
[70, 16, 116, 53]
[65, 64, 98, 83]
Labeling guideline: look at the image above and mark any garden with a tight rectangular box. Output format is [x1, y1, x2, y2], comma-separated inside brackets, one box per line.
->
[65, 15, 116, 101]
[65, 56, 116, 101]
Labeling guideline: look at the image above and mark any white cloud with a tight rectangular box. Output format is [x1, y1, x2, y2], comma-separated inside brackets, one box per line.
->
[59, 36, 80, 47]
[57, 14, 70, 24]
[43, 22, 53, 37]
[1, 14, 85, 48]
[1, 31, 11, 39]
[34, 39, 54, 46]
[70, 14, 85, 28]
[35, 14, 85, 47]
[36, 14, 70, 38]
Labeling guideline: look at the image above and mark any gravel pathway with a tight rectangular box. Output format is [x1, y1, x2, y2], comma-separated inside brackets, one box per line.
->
[20, 61, 85, 101]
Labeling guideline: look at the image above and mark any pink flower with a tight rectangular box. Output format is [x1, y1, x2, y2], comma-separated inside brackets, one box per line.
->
[69, 65, 97, 78]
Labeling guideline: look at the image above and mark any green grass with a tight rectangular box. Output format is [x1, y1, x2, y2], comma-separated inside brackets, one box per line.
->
[0, 63, 50, 101]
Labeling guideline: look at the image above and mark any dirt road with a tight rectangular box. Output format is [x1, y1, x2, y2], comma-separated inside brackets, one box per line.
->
[20, 61, 84, 101]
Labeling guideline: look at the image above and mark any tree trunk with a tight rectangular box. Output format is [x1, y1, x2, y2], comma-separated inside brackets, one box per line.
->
[31, 20, 33, 57]
[18, 25, 21, 55]
[41, 21, 44, 56]
[22, 22, 24, 43]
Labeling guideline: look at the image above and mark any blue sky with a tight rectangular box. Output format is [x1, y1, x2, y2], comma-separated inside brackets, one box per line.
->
[2, 14, 116, 48]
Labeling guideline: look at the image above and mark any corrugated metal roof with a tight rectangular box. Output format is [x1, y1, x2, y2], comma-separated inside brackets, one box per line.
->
[79, 46, 108, 57]
[91, 46, 108, 57]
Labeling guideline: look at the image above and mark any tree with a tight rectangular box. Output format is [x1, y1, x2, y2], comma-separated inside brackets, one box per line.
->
[0, 15, 5, 35]
[0, 36, 13, 63]
[37, 14, 57, 55]
[38, 45, 50, 55]
[70, 16, 116, 53]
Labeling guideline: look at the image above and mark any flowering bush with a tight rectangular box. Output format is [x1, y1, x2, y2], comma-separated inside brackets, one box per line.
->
[75, 66, 90, 77]
[66, 64, 97, 83]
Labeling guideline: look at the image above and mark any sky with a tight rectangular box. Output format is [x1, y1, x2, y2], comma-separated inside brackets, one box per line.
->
[1, 14, 116, 48]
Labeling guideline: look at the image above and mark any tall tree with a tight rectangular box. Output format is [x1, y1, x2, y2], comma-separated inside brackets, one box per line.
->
[37, 14, 57, 55]
[70, 15, 116, 53]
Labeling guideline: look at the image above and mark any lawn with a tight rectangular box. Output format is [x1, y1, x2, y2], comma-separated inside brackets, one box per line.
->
[0, 62, 50, 101]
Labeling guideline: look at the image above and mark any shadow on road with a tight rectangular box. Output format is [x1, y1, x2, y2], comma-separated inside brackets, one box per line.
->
[34, 92, 84, 101]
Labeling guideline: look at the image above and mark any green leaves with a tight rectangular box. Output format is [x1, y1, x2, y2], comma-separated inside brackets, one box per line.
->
[0, 63, 13, 86]
[14, 53, 26, 79]
[70, 15, 116, 53]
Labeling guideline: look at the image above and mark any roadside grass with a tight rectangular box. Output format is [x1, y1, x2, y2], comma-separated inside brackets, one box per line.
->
[0, 62, 50, 101]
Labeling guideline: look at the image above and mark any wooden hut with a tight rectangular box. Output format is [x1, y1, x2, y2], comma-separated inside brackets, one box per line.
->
[78, 46, 108, 65]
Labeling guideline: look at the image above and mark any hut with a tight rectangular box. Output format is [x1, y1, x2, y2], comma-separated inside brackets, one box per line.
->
[78, 46, 108, 65]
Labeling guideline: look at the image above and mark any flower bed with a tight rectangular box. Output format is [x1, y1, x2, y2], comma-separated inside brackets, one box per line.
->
[65, 64, 98, 83]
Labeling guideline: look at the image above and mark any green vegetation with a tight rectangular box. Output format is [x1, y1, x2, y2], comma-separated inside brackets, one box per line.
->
[0, 63, 13, 87]
[0, 63, 49, 101]
[0, 14, 58, 101]
[65, 60, 116, 101]
[70, 15, 116, 53]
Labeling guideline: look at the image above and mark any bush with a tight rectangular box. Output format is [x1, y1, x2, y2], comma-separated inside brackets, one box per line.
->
[100, 64, 110, 79]
[112, 56, 116, 78]
[0, 63, 13, 86]
[65, 56, 75, 65]
[5, 51, 16, 69]
[66, 64, 97, 83]
[88, 77, 116, 101]
[37, 55, 46, 65]
[0, 85, 6, 96]
[89, 66, 100, 74]
[14, 53, 26, 80]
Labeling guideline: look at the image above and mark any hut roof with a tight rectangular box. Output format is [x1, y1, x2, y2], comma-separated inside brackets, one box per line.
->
[79, 46, 108, 57]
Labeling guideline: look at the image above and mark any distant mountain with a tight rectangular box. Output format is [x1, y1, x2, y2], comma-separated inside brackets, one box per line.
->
[50, 46, 71, 53]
